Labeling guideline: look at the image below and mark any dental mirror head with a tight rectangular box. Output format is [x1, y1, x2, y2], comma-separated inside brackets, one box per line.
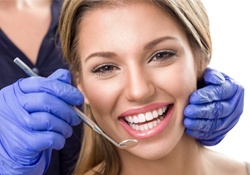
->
[97, 130, 138, 149]
[117, 139, 138, 149]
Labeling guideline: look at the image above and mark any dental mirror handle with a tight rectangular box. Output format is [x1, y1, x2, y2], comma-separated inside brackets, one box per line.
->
[13, 57, 102, 134]
[13, 57, 138, 149]
[72, 106, 124, 147]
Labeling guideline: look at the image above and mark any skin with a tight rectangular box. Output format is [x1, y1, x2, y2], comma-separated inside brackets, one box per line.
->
[77, 2, 247, 175]
[0, 0, 51, 64]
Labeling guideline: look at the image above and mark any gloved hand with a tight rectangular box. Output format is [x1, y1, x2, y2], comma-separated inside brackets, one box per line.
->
[184, 68, 244, 146]
[0, 69, 84, 175]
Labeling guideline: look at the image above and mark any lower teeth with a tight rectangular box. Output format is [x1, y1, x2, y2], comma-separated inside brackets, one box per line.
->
[129, 116, 165, 131]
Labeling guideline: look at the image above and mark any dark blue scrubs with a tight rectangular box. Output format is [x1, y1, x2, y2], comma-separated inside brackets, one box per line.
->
[0, 1, 83, 174]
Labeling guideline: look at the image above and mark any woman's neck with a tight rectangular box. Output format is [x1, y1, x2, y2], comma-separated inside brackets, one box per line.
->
[0, 0, 52, 65]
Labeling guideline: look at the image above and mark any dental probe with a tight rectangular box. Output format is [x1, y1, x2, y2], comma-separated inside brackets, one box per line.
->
[14, 57, 138, 149]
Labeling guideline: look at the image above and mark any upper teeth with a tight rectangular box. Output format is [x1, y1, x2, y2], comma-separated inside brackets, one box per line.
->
[124, 106, 167, 124]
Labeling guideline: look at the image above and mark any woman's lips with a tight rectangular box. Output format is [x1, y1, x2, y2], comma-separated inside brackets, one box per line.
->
[119, 104, 173, 139]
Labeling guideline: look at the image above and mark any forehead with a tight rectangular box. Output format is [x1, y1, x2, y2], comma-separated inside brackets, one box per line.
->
[78, 1, 188, 56]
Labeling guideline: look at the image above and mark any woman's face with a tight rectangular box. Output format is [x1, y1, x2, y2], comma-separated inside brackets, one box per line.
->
[78, 2, 198, 160]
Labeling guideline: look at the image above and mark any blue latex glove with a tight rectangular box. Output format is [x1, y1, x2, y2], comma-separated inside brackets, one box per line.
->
[0, 69, 84, 175]
[184, 68, 244, 146]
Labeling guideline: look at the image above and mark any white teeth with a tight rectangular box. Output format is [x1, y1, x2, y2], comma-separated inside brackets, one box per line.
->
[158, 108, 163, 115]
[138, 114, 146, 123]
[144, 123, 149, 130]
[145, 112, 153, 121]
[153, 120, 158, 127]
[162, 106, 167, 114]
[130, 118, 162, 131]
[152, 110, 158, 118]
[125, 106, 168, 130]
[140, 125, 145, 131]
[148, 122, 153, 129]
[133, 115, 139, 123]
[128, 116, 133, 123]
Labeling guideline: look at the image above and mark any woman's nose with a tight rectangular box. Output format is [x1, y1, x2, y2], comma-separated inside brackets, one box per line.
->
[125, 66, 155, 102]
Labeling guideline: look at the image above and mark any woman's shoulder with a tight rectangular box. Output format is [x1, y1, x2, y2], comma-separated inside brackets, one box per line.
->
[205, 148, 249, 175]
[246, 162, 250, 175]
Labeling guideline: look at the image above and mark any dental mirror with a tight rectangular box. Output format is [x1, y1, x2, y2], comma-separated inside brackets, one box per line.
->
[73, 106, 138, 148]
[14, 57, 138, 149]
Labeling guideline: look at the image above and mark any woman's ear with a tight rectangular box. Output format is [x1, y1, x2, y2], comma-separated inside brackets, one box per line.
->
[76, 77, 90, 105]
[77, 84, 90, 105]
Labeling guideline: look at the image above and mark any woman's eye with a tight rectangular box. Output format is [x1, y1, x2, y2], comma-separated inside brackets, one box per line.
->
[149, 50, 176, 62]
[91, 63, 118, 76]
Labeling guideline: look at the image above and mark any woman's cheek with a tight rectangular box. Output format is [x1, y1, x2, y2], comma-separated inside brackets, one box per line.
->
[84, 79, 119, 116]
[158, 62, 196, 97]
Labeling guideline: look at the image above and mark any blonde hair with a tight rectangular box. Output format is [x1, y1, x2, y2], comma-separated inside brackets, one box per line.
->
[58, 0, 212, 174]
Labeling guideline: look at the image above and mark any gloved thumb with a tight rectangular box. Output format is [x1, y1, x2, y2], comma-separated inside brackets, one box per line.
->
[47, 69, 71, 84]
[203, 67, 225, 85]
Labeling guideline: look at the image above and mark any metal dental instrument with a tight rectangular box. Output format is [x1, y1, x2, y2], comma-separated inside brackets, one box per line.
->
[14, 57, 138, 149]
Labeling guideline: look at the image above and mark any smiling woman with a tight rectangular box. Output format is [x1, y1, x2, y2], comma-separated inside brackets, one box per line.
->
[58, 0, 249, 175]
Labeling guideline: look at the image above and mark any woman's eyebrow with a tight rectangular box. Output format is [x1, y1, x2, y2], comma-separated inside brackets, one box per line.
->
[85, 51, 116, 63]
[84, 36, 178, 63]
[144, 36, 179, 50]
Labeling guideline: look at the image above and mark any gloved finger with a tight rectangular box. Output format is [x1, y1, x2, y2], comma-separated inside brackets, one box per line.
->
[0, 120, 41, 165]
[26, 131, 66, 151]
[203, 68, 225, 85]
[184, 118, 213, 131]
[189, 80, 236, 104]
[186, 80, 243, 119]
[0, 120, 66, 157]
[20, 92, 81, 126]
[47, 69, 71, 84]
[185, 114, 238, 138]
[185, 128, 224, 146]
[26, 112, 73, 138]
[17, 77, 84, 106]
[184, 111, 239, 132]
[184, 101, 231, 119]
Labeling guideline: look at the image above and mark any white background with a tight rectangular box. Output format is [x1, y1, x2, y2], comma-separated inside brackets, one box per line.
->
[201, 0, 250, 162]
